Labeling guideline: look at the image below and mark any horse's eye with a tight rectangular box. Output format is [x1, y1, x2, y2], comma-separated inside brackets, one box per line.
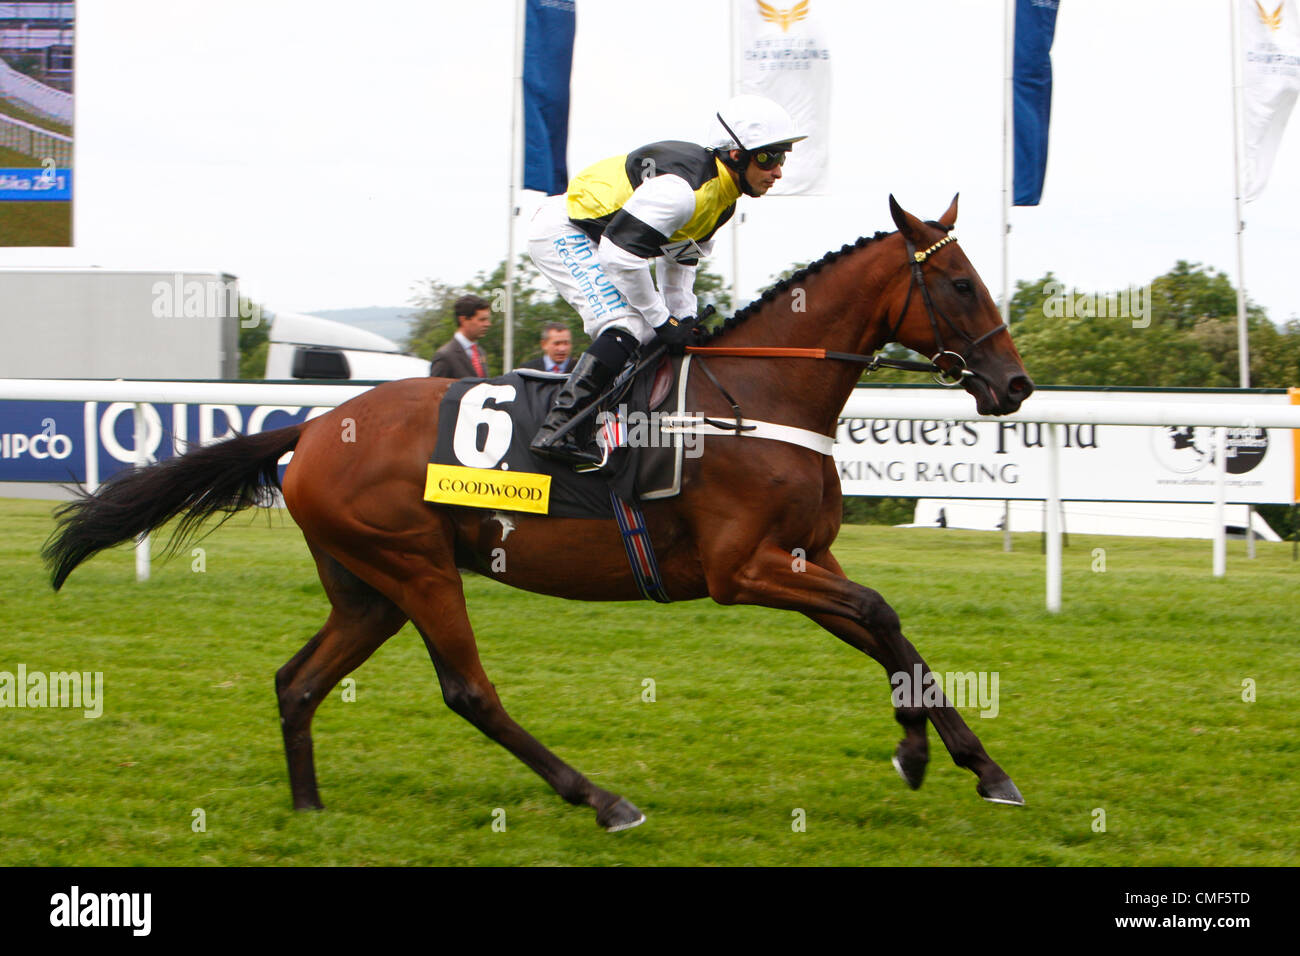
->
[953, 278, 974, 296]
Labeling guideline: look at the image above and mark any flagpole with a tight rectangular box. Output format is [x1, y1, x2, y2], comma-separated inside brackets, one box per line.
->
[1231, 0, 1251, 389]
[1230, 0, 1256, 558]
[1002, 0, 1014, 553]
[730, 0, 742, 313]
[505, 0, 525, 371]
[1002, 0, 1013, 330]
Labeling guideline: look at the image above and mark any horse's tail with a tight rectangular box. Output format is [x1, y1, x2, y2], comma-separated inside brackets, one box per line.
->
[43, 423, 306, 590]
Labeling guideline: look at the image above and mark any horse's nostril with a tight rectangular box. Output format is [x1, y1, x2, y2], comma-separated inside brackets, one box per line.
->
[1009, 375, 1034, 399]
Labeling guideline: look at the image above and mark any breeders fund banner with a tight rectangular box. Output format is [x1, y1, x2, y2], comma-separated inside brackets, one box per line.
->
[834, 388, 1296, 505]
[0, 400, 327, 486]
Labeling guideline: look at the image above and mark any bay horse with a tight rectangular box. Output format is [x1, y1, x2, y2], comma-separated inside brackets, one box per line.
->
[44, 196, 1034, 831]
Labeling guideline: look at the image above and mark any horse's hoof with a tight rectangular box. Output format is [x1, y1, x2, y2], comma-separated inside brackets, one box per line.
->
[598, 798, 646, 832]
[977, 778, 1025, 806]
[892, 751, 927, 790]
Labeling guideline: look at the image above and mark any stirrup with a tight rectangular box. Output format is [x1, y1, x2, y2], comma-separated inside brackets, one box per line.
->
[573, 443, 612, 473]
[530, 426, 606, 467]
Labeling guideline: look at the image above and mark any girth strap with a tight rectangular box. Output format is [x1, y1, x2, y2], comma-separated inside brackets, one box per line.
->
[610, 491, 671, 603]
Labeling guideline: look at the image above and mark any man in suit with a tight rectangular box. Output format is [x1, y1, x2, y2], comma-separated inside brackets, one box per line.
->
[518, 322, 574, 374]
[429, 294, 492, 378]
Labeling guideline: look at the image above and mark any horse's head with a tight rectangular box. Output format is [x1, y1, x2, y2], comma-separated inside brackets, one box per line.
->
[885, 195, 1034, 415]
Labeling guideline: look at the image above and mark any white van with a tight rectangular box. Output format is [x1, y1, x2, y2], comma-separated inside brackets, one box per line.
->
[264, 311, 430, 381]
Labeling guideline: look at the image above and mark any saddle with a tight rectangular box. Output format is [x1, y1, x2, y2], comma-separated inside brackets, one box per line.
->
[426, 354, 682, 519]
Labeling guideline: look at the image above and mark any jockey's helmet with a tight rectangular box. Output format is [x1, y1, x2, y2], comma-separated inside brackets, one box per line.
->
[709, 95, 806, 195]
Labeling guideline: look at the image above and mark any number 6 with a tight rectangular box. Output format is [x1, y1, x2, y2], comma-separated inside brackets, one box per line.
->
[453, 383, 516, 468]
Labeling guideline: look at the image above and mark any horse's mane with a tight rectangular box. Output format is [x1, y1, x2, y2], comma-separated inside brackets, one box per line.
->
[702, 230, 892, 342]
[702, 220, 952, 342]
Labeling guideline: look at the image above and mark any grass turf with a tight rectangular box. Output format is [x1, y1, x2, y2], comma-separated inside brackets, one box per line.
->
[1, 497, 1296, 865]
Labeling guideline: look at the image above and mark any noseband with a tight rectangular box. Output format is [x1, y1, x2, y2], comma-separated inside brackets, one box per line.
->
[889, 232, 1010, 387]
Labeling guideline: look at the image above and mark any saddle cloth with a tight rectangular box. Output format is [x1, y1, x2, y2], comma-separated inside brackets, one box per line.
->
[426, 358, 685, 519]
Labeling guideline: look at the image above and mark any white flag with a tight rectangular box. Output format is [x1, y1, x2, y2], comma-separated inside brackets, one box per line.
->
[1241, 0, 1300, 201]
[737, 0, 831, 195]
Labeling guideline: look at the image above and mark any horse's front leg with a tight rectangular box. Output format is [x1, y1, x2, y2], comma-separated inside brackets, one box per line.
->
[802, 607, 931, 792]
[706, 541, 1023, 805]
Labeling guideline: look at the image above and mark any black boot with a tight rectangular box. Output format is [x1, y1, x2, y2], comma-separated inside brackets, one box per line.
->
[530, 351, 619, 466]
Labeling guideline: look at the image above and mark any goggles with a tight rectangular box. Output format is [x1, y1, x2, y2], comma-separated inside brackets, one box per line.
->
[751, 148, 788, 170]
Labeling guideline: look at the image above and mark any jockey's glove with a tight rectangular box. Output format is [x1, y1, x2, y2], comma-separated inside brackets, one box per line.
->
[654, 314, 703, 355]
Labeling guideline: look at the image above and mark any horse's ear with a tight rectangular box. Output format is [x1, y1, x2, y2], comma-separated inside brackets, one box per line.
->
[939, 193, 959, 229]
[889, 194, 921, 241]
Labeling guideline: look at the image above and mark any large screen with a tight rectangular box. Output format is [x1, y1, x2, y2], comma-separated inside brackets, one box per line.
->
[0, 1, 74, 246]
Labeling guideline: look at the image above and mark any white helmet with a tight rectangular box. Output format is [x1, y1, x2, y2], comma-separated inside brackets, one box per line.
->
[709, 94, 807, 153]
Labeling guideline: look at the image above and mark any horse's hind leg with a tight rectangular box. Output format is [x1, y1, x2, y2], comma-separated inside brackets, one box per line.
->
[407, 575, 645, 831]
[276, 546, 408, 810]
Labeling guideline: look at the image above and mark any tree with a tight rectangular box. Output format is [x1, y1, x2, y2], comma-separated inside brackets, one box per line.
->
[237, 297, 270, 379]
[1149, 260, 1246, 331]
[1007, 264, 1297, 388]
[684, 262, 733, 330]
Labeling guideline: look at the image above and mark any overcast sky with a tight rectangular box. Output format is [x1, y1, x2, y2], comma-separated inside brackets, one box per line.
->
[3, 0, 1297, 330]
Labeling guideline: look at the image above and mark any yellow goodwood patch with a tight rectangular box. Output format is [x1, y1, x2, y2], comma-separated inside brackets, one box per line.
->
[424, 464, 551, 514]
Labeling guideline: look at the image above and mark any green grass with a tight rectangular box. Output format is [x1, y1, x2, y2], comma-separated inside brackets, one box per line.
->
[2, 497, 1296, 866]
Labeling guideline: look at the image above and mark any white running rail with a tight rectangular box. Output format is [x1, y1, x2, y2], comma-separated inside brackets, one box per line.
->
[3, 379, 1297, 606]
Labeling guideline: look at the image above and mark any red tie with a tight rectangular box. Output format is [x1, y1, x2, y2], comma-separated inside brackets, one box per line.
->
[470, 344, 485, 377]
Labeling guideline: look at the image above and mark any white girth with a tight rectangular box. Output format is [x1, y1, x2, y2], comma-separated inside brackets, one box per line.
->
[657, 353, 835, 456]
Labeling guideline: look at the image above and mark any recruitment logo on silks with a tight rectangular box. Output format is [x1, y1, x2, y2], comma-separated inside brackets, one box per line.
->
[424, 464, 552, 514]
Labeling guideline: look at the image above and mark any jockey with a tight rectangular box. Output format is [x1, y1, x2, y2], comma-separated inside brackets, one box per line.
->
[527, 94, 806, 466]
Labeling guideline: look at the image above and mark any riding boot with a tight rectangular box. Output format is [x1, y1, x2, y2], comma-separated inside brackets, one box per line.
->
[530, 350, 621, 466]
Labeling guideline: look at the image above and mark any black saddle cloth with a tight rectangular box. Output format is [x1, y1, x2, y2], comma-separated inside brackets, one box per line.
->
[430, 362, 677, 519]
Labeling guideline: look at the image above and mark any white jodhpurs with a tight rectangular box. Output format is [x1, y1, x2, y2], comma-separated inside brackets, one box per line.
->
[527, 196, 659, 347]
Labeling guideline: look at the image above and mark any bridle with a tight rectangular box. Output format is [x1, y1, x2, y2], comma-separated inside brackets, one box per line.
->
[885, 232, 1011, 387]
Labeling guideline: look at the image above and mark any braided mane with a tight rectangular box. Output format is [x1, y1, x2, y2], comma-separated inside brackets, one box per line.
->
[702, 231, 892, 343]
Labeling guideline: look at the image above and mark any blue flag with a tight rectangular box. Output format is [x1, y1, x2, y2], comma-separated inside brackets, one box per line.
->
[523, 0, 576, 195]
[1013, 0, 1059, 206]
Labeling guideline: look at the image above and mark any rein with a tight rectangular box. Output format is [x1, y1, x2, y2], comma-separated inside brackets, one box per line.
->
[687, 232, 1009, 388]
[682, 345, 940, 376]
